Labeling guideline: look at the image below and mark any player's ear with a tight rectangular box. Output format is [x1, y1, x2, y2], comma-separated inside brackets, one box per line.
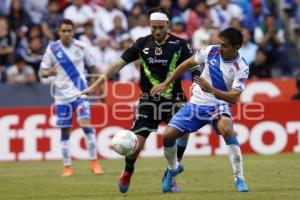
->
[235, 44, 241, 50]
[167, 21, 170, 29]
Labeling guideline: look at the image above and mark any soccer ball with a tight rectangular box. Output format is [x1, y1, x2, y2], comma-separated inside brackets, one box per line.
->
[111, 130, 138, 156]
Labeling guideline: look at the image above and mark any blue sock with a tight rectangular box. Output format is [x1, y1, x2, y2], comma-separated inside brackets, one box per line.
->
[61, 134, 70, 141]
[83, 127, 95, 135]
[224, 135, 239, 146]
[83, 127, 97, 160]
[176, 137, 187, 162]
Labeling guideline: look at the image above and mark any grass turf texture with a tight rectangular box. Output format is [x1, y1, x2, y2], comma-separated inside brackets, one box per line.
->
[0, 154, 299, 200]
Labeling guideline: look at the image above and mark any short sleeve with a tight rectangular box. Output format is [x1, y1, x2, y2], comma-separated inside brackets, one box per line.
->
[178, 40, 193, 63]
[232, 66, 249, 91]
[193, 45, 211, 65]
[83, 45, 95, 68]
[40, 46, 54, 69]
[121, 38, 141, 64]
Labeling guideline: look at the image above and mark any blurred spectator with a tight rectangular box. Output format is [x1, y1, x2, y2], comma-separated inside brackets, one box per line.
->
[210, 0, 243, 30]
[254, 15, 289, 75]
[290, 0, 300, 54]
[170, 16, 189, 40]
[0, 65, 6, 83]
[292, 74, 300, 99]
[6, 56, 36, 84]
[41, 0, 62, 41]
[79, 22, 96, 48]
[187, 1, 208, 35]
[109, 15, 128, 50]
[19, 25, 48, 52]
[171, 0, 191, 21]
[23, 0, 48, 25]
[116, 0, 138, 13]
[249, 48, 271, 78]
[239, 28, 258, 65]
[63, 0, 94, 35]
[129, 14, 151, 41]
[127, 3, 143, 29]
[117, 33, 140, 82]
[7, 0, 32, 40]
[243, 0, 268, 34]
[0, 17, 16, 66]
[230, 18, 242, 30]
[233, 0, 252, 17]
[94, 0, 128, 34]
[159, 0, 172, 17]
[192, 18, 219, 50]
[0, 0, 13, 16]
[19, 37, 44, 78]
[92, 34, 119, 80]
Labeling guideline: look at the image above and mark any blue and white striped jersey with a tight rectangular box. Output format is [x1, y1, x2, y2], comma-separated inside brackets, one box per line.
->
[190, 45, 249, 106]
[40, 39, 95, 103]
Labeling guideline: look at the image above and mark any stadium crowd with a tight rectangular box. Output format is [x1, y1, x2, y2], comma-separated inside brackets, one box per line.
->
[0, 0, 300, 84]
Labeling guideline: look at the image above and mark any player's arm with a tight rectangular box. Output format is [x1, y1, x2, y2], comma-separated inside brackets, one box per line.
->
[194, 65, 249, 104]
[150, 56, 197, 96]
[80, 59, 126, 95]
[40, 67, 57, 78]
[40, 46, 57, 78]
[195, 75, 242, 104]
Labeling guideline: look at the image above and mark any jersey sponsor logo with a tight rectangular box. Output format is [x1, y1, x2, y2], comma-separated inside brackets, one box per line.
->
[143, 47, 149, 54]
[155, 47, 162, 55]
[147, 57, 168, 64]
[209, 58, 217, 66]
[56, 51, 63, 59]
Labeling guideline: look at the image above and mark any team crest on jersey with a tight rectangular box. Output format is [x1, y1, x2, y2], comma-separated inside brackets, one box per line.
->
[75, 49, 81, 57]
[155, 47, 162, 55]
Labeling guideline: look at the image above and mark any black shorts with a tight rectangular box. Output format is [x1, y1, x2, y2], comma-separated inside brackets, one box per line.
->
[131, 93, 186, 138]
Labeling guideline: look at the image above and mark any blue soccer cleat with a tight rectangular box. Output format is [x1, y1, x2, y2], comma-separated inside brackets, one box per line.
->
[162, 164, 184, 193]
[235, 177, 249, 192]
[162, 168, 180, 193]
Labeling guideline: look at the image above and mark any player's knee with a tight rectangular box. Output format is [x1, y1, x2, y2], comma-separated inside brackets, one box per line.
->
[162, 133, 176, 147]
[61, 128, 71, 136]
[221, 126, 234, 137]
[78, 118, 90, 127]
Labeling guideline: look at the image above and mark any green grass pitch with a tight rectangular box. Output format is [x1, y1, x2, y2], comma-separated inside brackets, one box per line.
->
[0, 154, 299, 200]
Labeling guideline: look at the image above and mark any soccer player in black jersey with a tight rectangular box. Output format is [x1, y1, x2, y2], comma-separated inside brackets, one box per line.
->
[80, 7, 196, 193]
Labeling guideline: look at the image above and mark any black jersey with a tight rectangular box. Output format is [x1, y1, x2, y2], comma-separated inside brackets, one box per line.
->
[121, 34, 193, 99]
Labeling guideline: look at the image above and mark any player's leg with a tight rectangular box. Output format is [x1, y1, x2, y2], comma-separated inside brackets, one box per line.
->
[119, 132, 148, 193]
[76, 98, 103, 175]
[214, 115, 249, 192]
[61, 127, 73, 176]
[162, 101, 189, 192]
[56, 103, 74, 176]
[119, 99, 156, 193]
[176, 134, 189, 162]
[162, 103, 208, 192]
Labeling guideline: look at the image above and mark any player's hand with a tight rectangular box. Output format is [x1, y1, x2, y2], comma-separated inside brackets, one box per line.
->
[150, 83, 167, 97]
[48, 66, 58, 76]
[193, 76, 213, 93]
[77, 85, 96, 99]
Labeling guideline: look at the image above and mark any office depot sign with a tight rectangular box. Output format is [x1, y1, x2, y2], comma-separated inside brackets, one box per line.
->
[0, 102, 299, 161]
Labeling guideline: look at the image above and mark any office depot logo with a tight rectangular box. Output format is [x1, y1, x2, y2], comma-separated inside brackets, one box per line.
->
[0, 105, 299, 161]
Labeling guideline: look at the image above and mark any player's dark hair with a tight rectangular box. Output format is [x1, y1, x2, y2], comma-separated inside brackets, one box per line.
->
[57, 19, 75, 29]
[148, 7, 170, 20]
[219, 27, 243, 48]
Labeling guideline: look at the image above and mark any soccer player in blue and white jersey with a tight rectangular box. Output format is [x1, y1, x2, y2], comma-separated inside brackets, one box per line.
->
[151, 27, 249, 192]
[40, 19, 103, 177]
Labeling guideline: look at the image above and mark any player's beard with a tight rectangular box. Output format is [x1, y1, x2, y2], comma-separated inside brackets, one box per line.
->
[154, 31, 168, 44]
